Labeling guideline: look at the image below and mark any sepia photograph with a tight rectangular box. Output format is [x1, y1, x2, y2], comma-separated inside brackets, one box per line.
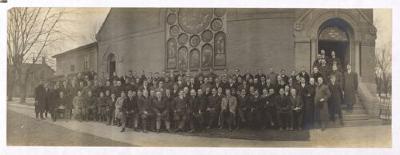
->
[6, 7, 392, 147]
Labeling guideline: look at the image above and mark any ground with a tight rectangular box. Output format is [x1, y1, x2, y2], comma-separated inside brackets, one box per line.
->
[7, 110, 132, 146]
[6, 100, 392, 147]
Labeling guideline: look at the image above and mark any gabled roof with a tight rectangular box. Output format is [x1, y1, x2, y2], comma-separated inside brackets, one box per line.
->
[52, 42, 97, 58]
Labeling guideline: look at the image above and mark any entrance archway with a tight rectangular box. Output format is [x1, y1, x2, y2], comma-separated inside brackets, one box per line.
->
[107, 53, 116, 78]
[317, 18, 352, 71]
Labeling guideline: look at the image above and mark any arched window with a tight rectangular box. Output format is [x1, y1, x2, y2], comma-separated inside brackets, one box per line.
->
[107, 53, 116, 77]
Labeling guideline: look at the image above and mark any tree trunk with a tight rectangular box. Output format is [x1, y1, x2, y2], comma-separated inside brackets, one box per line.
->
[7, 69, 14, 101]
[19, 69, 31, 104]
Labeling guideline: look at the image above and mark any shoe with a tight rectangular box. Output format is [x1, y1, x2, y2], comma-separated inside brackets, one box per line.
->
[120, 128, 125, 132]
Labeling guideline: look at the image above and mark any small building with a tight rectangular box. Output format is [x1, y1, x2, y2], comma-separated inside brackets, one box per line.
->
[8, 57, 55, 97]
[52, 42, 98, 76]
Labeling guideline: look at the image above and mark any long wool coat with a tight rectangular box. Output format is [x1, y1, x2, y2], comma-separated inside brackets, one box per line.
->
[343, 71, 358, 105]
[314, 84, 331, 122]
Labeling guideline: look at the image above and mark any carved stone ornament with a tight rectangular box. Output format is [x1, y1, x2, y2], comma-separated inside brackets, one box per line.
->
[294, 22, 303, 31]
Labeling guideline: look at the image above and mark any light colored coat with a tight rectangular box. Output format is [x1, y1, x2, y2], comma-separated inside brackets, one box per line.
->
[221, 95, 237, 114]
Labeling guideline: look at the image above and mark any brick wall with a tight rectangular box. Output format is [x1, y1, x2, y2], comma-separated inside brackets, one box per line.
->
[226, 17, 295, 72]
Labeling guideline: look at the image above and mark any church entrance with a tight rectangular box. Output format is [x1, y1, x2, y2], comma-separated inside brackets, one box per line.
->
[107, 53, 116, 78]
[317, 18, 352, 71]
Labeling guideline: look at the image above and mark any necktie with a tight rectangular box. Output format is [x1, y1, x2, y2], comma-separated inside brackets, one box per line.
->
[227, 97, 230, 112]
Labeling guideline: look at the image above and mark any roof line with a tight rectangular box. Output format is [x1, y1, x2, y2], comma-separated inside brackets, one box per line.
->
[52, 42, 97, 58]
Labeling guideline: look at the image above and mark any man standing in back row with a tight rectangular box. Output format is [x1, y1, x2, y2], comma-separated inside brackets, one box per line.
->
[343, 64, 358, 111]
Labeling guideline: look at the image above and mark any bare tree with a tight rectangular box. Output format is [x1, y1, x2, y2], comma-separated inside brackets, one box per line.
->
[7, 8, 66, 103]
[375, 44, 392, 97]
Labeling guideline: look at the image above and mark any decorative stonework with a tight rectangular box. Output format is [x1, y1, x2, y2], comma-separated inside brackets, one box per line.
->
[201, 30, 213, 42]
[201, 43, 213, 68]
[214, 31, 226, 66]
[294, 22, 303, 31]
[190, 48, 200, 68]
[211, 18, 223, 31]
[166, 8, 227, 71]
[178, 46, 188, 69]
[167, 13, 177, 25]
[190, 35, 200, 47]
[178, 8, 213, 35]
[178, 33, 189, 45]
[319, 26, 348, 41]
[166, 38, 177, 69]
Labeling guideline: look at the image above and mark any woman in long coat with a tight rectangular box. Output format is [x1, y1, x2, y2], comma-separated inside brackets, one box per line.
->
[314, 77, 331, 131]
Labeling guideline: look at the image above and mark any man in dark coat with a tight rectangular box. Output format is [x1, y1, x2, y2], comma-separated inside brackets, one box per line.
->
[43, 83, 52, 118]
[173, 90, 187, 132]
[186, 89, 199, 132]
[152, 91, 171, 132]
[289, 88, 304, 130]
[196, 89, 208, 129]
[85, 91, 97, 121]
[236, 89, 250, 129]
[343, 64, 358, 111]
[249, 91, 263, 129]
[264, 88, 277, 128]
[137, 90, 153, 132]
[300, 77, 316, 129]
[206, 88, 221, 129]
[49, 89, 60, 122]
[314, 77, 331, 131]
[276, 88, 292, 130]
[34, 82, 46, 120]
[121, 90, 137, 132]
[328, 75, 344, 125]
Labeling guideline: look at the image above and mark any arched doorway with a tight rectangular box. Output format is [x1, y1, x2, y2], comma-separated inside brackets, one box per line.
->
[107, 53, 116, 78]
[317, 18, 352, 71]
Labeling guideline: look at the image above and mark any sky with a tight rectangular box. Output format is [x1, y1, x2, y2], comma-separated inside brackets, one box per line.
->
[44, 8, 392, 70]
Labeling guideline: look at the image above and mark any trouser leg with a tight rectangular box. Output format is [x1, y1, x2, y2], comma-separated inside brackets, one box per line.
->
[228, 112, 235, 129]
[156, 115, 161, 130]
[121, 114, 127, 129]
[35, 105, 39, 119]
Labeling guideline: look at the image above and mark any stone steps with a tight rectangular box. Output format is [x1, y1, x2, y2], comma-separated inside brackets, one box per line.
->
[336, 101, 387, 127]
[327, 119, 388, 128]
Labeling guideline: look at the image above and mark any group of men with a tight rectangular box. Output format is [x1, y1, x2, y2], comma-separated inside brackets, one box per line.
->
[34, 49, 359, 133]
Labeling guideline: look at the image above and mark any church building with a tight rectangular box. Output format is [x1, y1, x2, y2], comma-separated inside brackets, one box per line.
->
[95, 8, 376, 82]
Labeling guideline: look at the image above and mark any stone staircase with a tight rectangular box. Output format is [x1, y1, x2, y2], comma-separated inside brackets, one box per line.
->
[328, 101, 386, 128]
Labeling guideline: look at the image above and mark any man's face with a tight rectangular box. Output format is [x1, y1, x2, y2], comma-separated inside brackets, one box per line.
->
[310, 78, 315, 85]
[290, 89, 296, 96]
[241, 90, 246, 96]
[226, 90, 231, 96]
[313, 67, 319, 73]
[279, 89, 284, 95]
[318, 77, 323, 84]
[190, 90, 196, 96]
